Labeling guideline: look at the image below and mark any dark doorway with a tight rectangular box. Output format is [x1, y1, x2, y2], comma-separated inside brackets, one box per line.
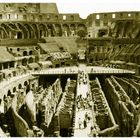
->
[17, 32, 22, 39]
[60, 128, 68, 137]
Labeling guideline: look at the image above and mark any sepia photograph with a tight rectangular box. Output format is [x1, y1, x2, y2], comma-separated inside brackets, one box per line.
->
[0, 0, 139, 137]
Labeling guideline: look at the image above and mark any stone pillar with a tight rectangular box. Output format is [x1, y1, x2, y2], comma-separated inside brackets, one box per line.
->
[61, 24, 65, 37]
[1, 64, 4, 70]
[14, 61, 17, 68]
[9, 31, 12, 39]
[1, 30, 4, 39]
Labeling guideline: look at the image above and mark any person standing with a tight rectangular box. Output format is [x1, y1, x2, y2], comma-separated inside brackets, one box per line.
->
[78, 118, 82, 129]
[83, 119, 87, 129]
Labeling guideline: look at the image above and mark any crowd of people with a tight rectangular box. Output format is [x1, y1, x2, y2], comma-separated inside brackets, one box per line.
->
[76, 94, 92, 111]
[76, 70, 93, 135]
[78, 70, 88, 85]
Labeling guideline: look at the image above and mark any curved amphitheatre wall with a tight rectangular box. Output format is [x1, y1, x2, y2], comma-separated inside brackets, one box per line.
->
[0, 73, 33, 100]
[11, 95, 29, 137]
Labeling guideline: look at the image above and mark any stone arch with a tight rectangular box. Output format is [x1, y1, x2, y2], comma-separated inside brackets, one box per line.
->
[18, 84, 22, 89]
[13, 87, 16, 93]
[23, 51, 28, 56]
[28, 57, 34, 63]
[54, 24, 62, 36]
[17, 23, 29, 39]
[98, 29, 108, 37]
[8, 23, 19, 31]
[77, 24, 87, 32]
[6, 23, 20, 39]
[0, 26, 8, 39]
[114, 21, 124, 38]
[24, 81, 28, 86]
[7, 90, 12, 96]
[70, 24, 76, 30]
[29, 50, 33, 55]
[1, 23, 11, 33]
[0, 24, 9, 38]
[63, 24, 70, 36]
[38, 24, 48, 38]
[24, 24, 35, 39]
[32, 24, 39, 39]
[123, 21, 132, 38]
[16, 32, 22, 39]
[5, 23, 19, 32]
[70, 24, 76, 36]
[22, 58, 28, 66]
[1, 23, 19, 39]
[47, 24, 54, 36]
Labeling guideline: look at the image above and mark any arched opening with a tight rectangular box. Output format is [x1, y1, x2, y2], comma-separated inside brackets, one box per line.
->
[70, 24, 76, 36]
[35, 56, 39, 62]
[32, 24, 39, 39]
[18, 84, 22, 89]
[55, 24, 62, 36]
[0, 25, 8, 39]
[17, 32, 22, 39]
[7, 90, 11, 96]
[63, 24, 70, 36]
[38, 24, 47, 38]
[77, 24, 87, 33]
[26, 85, 30, 94]
[29, 50, 33, 55]
[47, 24, 54, 36]
[23, 51, 28, 56]
[98, 29, 107, 37]
[17, 23, 28, 39]
[24, 81, 28, 86]
[13, 87, 16, 93]
[22, 58, 27, 66]
[28, 57, 34, 63]
[17, 48, 20, 51]
[24, 24, 35, 39]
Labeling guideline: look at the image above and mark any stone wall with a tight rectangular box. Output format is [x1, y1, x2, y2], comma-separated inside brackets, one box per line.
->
[104, 77, 136, 136]
[11, 95, 29, 136]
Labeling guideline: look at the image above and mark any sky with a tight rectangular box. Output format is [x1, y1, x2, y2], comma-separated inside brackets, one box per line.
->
[2, 0, 140, 18]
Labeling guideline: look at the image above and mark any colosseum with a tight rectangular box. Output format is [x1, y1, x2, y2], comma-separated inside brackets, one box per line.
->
[0, 3, 139, 137]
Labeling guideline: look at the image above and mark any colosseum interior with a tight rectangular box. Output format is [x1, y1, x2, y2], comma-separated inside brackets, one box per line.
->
[0, 3, 140, 137]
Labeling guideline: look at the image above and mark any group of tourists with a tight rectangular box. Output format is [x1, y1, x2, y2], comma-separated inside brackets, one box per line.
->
[78, 112, 91, 129]
[78, 70, 88, 85]
[76, 94, 92, 111]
